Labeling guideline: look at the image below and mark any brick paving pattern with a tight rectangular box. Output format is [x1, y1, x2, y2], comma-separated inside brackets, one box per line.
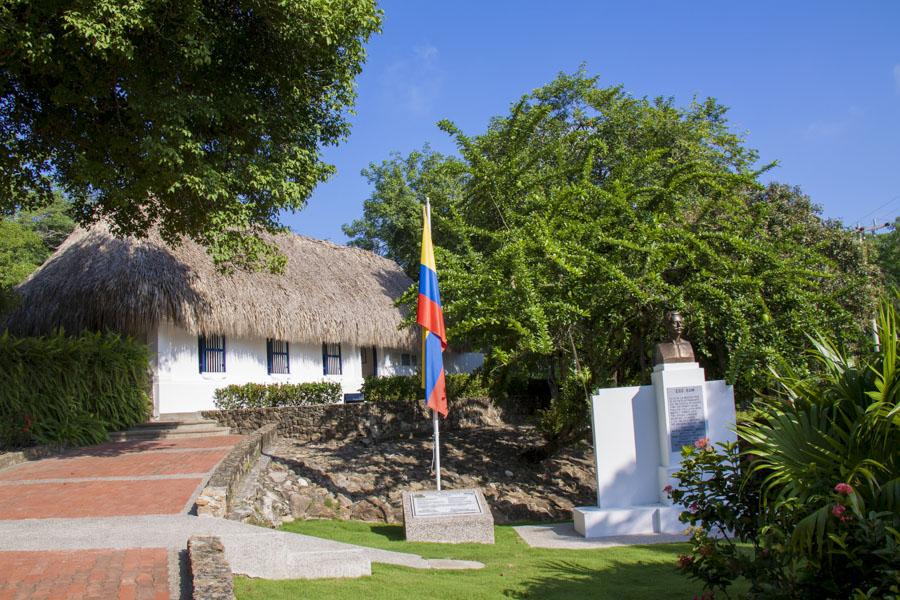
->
[0, 478, 203, 519]
[0, 449, 230, 481]
[0, 548, 169, 600]
[0, 434, 244, 595]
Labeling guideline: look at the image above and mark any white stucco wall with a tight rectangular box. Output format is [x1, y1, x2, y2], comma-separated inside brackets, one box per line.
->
[151, 322, 481, 414]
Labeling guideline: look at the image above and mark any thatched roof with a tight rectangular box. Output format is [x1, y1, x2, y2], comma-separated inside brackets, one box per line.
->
[6, 224, 417, 348]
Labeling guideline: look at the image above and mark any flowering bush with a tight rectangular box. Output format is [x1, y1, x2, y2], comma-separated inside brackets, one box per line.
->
[669, 442, 900, 599]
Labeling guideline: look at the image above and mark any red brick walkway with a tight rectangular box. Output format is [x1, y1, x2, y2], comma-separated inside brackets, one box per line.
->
[0, 548, 169, 600]
[0, 448, 230, 481]
[0, 479, 203, 520]
[0, 435, 243, 520]
[0, 434, 244, 598]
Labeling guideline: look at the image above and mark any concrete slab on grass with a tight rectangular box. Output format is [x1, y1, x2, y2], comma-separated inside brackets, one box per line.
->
[514, 522, 689, 549]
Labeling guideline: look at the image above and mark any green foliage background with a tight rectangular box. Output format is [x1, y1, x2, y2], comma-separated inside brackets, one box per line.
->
[345, 72, 878, 448]
[360, 373, 487, 406]
[874, 217, 900, 291]
[0, 330, 151, 447]
[0, 195, 75, 313]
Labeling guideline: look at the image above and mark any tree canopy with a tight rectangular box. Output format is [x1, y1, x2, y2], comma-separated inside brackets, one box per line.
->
[1, 0, 381, 269]
[873, 217, 900, 291]
[0, 194, 74, 313]
[345, 73, 877, 451]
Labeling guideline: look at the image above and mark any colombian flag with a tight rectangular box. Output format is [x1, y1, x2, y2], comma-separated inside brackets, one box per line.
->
[417, 205, 448, 417]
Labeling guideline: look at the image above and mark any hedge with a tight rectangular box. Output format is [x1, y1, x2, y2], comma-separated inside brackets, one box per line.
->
[0, 331, 152, 448]
[361, 372, 487, 404]
[213, 381, 342, 410]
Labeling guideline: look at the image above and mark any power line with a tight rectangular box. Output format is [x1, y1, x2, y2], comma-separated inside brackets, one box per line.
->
[856, 193, 900, 223]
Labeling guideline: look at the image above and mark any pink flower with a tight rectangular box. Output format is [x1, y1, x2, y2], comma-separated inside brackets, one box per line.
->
[694, 437, 710, 450]
[831, 504, 847, 518]
[834, 483, 854, 496]
[663, 485, 673, 494]
[677, 554, 694, 569]
[689, 502, 700, 513]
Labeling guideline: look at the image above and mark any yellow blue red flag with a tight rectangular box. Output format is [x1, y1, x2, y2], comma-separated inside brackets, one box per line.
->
[416, 204, 448, 416]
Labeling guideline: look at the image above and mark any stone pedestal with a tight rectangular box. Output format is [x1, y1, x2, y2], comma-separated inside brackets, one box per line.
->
[402, 488, 494, 544]
[573, 362, 736, 538]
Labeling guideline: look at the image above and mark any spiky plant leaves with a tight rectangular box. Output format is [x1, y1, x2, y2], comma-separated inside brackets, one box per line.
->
[738, 294, 900, 558]
[0, 330, 151, 447]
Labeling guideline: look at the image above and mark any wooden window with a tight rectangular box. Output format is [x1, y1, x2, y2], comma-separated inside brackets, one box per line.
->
[267, 339, 290, 375]
[322, 342, 342, 375]
[199, 334, 226, 373]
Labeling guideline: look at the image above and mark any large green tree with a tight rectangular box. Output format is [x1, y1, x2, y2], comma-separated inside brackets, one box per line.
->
[873, 217, 900, 290]
[0, 194, 75, 313]
[346, 73, 877, 455]
[1, 0, 381, 269]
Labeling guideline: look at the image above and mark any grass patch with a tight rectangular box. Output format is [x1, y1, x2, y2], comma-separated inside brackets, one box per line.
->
[234, 520, 706, 599]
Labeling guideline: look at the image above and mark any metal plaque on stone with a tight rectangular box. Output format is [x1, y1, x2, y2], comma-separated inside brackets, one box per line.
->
[411, 490, 482, 517]
[666, 385, 706, 452]
[401, 488, 494, 544]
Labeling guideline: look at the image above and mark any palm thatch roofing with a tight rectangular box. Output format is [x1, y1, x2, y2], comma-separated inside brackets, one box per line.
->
[6, 224, 417, 348]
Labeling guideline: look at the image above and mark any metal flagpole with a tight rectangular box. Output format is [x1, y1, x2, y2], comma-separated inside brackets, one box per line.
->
[433, 408, 441, 491]
[425, 197, 442, 492]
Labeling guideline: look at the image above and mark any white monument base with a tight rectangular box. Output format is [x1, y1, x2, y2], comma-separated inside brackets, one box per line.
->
[573, 361, 737, 538]
[573, 505, 685, 537]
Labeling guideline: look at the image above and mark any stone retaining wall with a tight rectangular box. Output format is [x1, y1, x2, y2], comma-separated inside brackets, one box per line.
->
[188, 536, 234, 600]
[195, 423, 278, 517]
[201, 396, 503, 442]
[0, 443, 69, 471]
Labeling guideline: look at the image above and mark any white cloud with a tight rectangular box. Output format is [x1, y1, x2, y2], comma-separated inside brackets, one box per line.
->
[805, 106, 863, 139]
[383, 45, 443, 116]
[894, 64, 900, 94]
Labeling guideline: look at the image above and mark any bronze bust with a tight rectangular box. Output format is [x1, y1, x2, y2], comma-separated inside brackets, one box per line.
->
[654, 311, 695, 365]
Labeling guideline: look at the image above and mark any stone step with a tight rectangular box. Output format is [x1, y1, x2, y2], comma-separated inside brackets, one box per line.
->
[109, 420, 230, 442]
[158, 412, 208, 422]
[132, 420, 223, 430]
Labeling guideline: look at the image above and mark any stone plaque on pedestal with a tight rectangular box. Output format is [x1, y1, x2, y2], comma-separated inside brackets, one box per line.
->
[402, 488, 494, 544]
[666, 385, 706, 452]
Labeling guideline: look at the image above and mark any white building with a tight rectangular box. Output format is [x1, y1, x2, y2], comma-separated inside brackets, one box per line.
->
[9, 224, 482, 415]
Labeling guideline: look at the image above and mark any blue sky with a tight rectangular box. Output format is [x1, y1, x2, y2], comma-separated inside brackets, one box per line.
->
[283, 1, 900, 242]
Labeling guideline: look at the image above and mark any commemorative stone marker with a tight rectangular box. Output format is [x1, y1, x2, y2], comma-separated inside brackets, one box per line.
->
[402, 488, 494, 544]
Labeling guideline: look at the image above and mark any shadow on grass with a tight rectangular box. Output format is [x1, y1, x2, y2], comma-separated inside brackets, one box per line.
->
[369, 524, 405, 542]
[503, 546, 694, 600]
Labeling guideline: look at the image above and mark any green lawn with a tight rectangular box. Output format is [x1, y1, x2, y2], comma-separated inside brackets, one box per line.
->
[234, 520, 705, 600]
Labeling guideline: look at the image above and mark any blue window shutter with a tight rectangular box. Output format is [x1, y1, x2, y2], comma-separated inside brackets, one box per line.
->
[222, 336, 226, 371]
[322, 342, 327, 375]
[285, 341, 290, 374]
[266, 338, 272, 374]
[198, 336, 205, 373]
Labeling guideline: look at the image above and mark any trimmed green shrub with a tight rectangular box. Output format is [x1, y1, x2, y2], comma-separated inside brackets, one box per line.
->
[360, 375, 422, 403]
[360, 372, 488, 404]
[0, 330, 152, 448]
[213, 381, 342, 410]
